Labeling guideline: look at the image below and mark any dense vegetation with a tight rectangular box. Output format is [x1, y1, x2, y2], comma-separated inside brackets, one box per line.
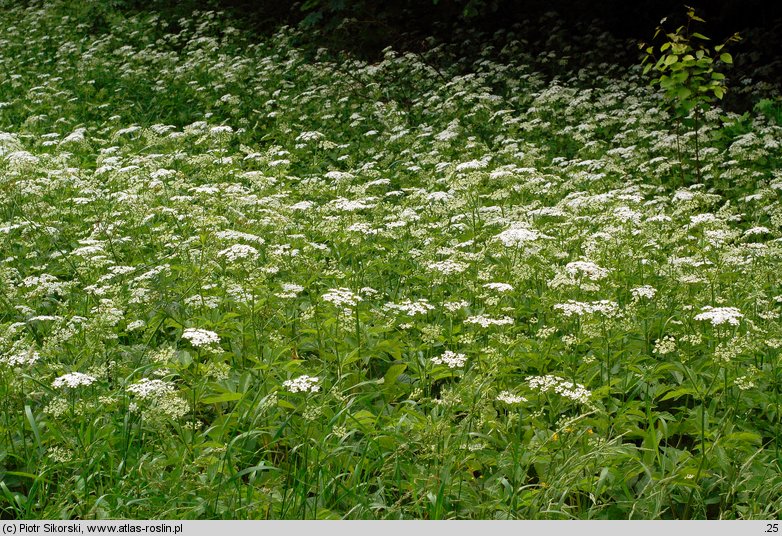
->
[1, 0, 782, 520]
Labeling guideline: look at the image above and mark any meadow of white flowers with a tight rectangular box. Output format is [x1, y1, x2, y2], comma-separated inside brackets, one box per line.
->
[1, 2, 782, 520]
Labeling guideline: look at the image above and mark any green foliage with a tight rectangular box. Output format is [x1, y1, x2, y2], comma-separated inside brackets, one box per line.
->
[641, 6, 740, 115]
[756, 98, 782, 125]
[0, 0, 781, 521]
[639, 6, 741, 184]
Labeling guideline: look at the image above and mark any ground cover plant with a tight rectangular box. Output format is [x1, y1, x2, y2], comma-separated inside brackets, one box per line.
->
[1, 0, 782, 520]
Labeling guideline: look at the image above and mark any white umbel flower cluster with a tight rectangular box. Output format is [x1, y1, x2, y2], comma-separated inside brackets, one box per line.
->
[631, 285, 657, 300]
[218, 243, 259, 262]
[565, 261, 609, 281]
[496, 391, 527, 405]
[275, 283, 304, 298]
[283, 375, 320, 393]
[431, 350, 467, 368]
[384, 299, 436, 317]
[494, 227, 541, 247]
[527, 375, 591, 404]
[554, 300, 619, 317]
[126, 378, 175, 400]
[464, 314, 514, 328]
[426, 259, 469, 275]
[52, 372, 97, 389]
[483, 282, 514, 293]
[1, 348, 40, 367]
[321, 288, 362, 308]
[694, 306, 744, 326]
[182, 328, 220, 347]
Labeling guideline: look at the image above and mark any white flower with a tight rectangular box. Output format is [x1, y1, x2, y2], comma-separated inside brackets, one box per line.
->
[127, 378, 175, 400]
[384, 299, 435, 317]
[283, 375, 320, 393]
[426, 259, 469, 275]
[427, 191, 452, 203]
[126, 320, 146, 332]
[290, 201, 315, 211]
[734, 375, 755, 390]
[496, 391, 527, 405]
[322, 288, 362, 308]
[182, 328, 220, 347]
[694, 306, 743, 326]
[565, 261, 609, 281]
[210, 125, 233, 134]
[494, 227, 541, 247]
[275, 283, 304, 298]
[295, 131, 324, 142]
[744, 226, 770, 237]
[554, 300, 619, 318]
[218, 244, 259, 262]
[52, 372, 97, 389]
[483, 282, 514, 293]
[455, 157, 490, 172]
[631, 285, 657, 300]
[654, 335, 676, 355]
[527, 375, 590, 404]
[464, 314, 514, 328]
[443, 300, 469, 312]
[431, 351, 467, 368]
[1, 349, 40, 367]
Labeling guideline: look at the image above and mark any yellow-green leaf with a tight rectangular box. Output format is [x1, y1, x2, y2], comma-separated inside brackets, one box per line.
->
[201, 392, 243, 404]
[384, 363, 407, 385]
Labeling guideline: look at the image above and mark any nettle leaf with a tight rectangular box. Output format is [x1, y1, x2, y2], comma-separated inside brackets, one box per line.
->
[201, 392, 243, 404]
[676, 87, 692, 100]
[383, 363, 407, 385]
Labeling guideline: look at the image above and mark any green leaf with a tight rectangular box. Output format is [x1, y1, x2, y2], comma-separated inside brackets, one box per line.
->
[720, 53, 733, 64]
[350, 409, 376, 431]
[6, 471, 49, 485]
[301, 0, 321, 11]
[277, 399, 296, 410]
[723, 432, 762, 445]
[25, 405, 43, 455]
[676, 87, 692, 100]
[384, 363, 407, 385]
[659, 387, 696, 402]
[201, 392, 243, 404]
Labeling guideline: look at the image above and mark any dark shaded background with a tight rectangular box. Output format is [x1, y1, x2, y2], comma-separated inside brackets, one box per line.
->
[81, 0, 782, 107]
[201, 0, 781, 80]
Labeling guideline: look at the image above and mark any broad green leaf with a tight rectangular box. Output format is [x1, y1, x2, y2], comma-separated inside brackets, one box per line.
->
[676, 87, 692, 100]
[277, 399, 296, 410]
[351, 409, 376, 430]
[384, 363, 407, 385]
[201, 392, 243, 404]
